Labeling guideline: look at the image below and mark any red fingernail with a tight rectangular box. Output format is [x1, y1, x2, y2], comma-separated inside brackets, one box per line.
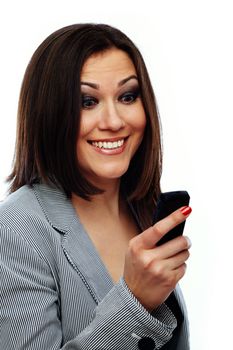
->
[180, 206, 192, 216]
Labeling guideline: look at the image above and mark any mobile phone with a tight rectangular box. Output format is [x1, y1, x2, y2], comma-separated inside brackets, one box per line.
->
[153, 191, 190, 246]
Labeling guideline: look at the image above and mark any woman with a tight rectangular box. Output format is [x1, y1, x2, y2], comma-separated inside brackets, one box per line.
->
[0, 24, 191, 349]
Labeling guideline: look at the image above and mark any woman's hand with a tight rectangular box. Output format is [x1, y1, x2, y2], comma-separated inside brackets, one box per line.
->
[123, 207, 192, 311]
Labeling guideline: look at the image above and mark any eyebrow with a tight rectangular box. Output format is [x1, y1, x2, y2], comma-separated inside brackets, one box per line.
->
[80, 75, 138, 90]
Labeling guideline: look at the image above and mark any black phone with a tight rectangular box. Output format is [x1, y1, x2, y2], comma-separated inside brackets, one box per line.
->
[153, 191, 190, 246]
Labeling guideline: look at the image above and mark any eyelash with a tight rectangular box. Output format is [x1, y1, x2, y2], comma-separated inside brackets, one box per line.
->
[81, 89, 140, 110]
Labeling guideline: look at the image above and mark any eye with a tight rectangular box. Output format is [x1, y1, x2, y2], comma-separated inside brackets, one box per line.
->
[119, 89, 140, 104]
[81, 95, 98, 109]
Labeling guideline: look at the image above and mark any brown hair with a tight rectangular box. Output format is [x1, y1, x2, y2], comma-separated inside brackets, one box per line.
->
[8, 23, 162, 229]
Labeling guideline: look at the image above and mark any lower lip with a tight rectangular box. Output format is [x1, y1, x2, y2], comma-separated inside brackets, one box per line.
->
[89, 140, 127, 155]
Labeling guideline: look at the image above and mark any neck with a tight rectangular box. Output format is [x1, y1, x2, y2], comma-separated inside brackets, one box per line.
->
[72, 179, 124, 218]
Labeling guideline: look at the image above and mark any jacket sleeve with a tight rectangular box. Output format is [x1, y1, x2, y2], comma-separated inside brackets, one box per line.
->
[0, 224, 177, 350]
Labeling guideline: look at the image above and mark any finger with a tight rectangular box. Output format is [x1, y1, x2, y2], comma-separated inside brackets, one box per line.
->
[149, 235, 192, 260]
[164, 263, 187, 287]
[166, 249, 190, 270]
[149, 260, 187, 288]
[174, 263, 187, 281]
[154, 206, 192, 246]
[135, 206, 192, 250]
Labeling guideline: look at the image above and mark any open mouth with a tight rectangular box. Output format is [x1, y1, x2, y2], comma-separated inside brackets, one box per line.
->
[88, 137, 128, 150]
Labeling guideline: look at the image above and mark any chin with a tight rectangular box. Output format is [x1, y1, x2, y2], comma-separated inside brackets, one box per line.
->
[91, 164, 130, 181]
[98, 169, 127, 180]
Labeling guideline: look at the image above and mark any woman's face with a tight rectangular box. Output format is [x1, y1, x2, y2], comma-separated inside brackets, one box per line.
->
[77, 48, 146, 186]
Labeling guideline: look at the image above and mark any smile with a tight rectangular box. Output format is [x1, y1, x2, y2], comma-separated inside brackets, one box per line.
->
[90, 138, 125, 150]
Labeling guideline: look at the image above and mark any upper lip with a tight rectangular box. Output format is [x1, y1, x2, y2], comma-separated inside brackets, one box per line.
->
[88, 136, 128, 143]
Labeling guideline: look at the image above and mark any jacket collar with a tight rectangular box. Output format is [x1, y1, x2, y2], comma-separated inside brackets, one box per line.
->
[33, 183, 76, 233]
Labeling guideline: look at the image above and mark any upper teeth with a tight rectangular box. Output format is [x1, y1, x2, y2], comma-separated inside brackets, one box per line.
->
[91, 139, 124, 149]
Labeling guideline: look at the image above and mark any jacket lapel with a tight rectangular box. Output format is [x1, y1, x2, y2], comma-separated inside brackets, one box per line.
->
[33, 184, 114, 303]
[61, 217, 114, 303]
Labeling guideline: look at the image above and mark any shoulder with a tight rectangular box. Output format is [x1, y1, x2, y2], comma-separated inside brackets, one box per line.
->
[0, 185, 51, 247]
[0, 183, 76, 240]
[0, 185, 41, 224]
[0, 184, 62, 241]
[0, 184, 68, 268]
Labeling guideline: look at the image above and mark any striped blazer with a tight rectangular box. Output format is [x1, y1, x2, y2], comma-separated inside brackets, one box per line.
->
[0, 184, 190, 349]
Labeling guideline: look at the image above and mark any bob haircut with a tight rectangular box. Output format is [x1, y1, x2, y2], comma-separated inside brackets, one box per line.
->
[8, 23, 162, 229]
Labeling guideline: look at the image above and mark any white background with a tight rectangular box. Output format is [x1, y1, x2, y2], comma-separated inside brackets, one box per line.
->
[0, 1, 232, 348]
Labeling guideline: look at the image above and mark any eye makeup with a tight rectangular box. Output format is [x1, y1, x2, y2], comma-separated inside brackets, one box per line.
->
[81, 95, 98, 109]
[80, 80, 141, 109]
[118, 86, 140, 104]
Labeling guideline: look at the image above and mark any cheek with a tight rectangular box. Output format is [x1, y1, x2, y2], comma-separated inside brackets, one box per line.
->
[79, 114, 95, 138]
[133, 108, 147, 150]
[128, 108, 146, 156]
[139, 112, 147, 131]
[130, 106, 147, 133]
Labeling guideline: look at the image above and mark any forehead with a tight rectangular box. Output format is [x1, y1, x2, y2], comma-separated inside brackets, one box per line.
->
[81, 48, 136, 81]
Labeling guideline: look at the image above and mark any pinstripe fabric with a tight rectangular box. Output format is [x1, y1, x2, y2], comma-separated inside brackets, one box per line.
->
[0, 184, 190, 349]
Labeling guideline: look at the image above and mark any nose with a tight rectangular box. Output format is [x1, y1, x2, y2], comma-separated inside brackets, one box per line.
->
[98, 100, 125, 131]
